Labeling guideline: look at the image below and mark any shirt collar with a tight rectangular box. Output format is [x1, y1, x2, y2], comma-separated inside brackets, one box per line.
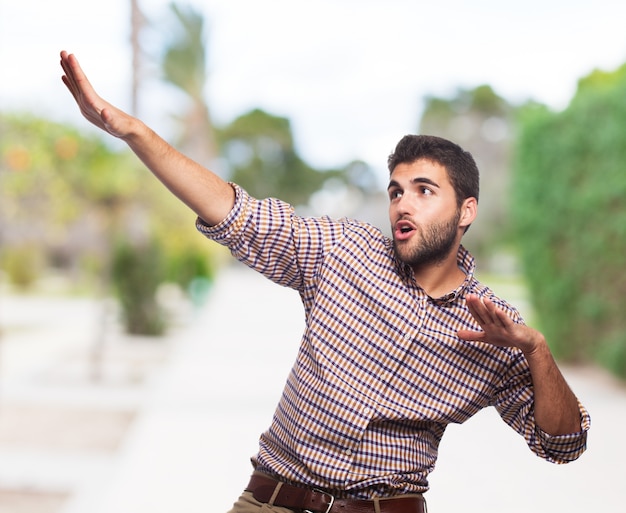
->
[391, 243, 476, 305]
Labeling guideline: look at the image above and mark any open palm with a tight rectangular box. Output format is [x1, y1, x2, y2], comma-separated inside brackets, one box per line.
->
[60, 51, 135, 139]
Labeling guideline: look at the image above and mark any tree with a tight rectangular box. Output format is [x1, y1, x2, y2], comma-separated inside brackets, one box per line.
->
[130, 0, 147, 116]
[419, 85, 517, 267]
[0, 114, 218, 327]
[160, 2, 217, 169]
[0, 114, 143, 285]
[218, 109, 342, 207]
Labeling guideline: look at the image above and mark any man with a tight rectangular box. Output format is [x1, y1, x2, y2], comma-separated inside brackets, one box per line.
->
[60, 51, 589, 513]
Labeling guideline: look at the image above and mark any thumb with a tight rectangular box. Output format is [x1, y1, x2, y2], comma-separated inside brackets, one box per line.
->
[457, 329, 485, 342]
[100, 107, 128, 138]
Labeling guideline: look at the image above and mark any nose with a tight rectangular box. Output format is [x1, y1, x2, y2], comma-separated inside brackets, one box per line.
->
[391, 193, 412, 217]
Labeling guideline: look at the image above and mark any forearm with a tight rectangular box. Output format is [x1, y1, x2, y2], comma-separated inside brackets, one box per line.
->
[59, 52, 234, 226]
[460, 295, 583, 435]
[523, 337, 582, 435]
[122, 119, 234, 226]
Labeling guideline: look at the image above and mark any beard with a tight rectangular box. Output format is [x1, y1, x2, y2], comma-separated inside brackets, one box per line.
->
[392, 209, 461, 269]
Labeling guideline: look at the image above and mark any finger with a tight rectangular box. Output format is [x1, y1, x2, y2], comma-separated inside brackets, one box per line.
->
[61, 58, 85, 107]
[465, 294, 489, 326]
[61, 75, 79, 103]
[100, 108, 122, 136]
[480, 297, 506, 327]
[62, 53, 98, 105]
[492, 305, 514, 328]
[60, 52, 79, 90]
[478, 296, 515, 330]
[457, 329, 485, 342]
[478, 297, 514, 331]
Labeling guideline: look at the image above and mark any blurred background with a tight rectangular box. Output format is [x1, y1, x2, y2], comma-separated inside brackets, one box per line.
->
[1, 0, 625, 512]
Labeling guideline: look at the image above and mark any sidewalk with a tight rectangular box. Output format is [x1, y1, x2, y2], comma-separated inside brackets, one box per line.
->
[0, 264, 624, 512]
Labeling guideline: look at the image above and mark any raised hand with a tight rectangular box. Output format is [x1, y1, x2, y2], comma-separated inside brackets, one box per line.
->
[457, 294, 542, 355]
[60, 51, 137, 139]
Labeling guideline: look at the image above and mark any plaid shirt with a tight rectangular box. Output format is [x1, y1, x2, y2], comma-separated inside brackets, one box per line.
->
[197, 184, 590, 498]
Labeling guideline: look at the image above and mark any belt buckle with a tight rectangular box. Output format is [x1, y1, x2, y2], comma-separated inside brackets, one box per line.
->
[304, 489, 334, 513]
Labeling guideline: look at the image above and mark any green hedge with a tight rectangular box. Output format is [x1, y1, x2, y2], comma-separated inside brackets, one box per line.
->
[512, 65, 626, 378]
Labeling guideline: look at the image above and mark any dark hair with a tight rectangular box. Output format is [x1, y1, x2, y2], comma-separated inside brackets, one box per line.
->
[387, 135, 479, 206]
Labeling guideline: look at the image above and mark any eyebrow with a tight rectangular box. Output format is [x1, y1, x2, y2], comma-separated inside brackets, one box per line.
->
[387, 177, 441, 190]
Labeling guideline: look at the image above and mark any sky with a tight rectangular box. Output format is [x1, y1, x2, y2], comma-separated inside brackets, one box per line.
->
[2, 0, 626, 176]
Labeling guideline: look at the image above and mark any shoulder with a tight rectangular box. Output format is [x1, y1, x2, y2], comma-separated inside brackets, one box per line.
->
[468, 278, 526, 324]
[329, 217, 392, 257]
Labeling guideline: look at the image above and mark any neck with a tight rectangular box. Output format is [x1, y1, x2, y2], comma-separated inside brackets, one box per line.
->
[411, 247, 466, 298]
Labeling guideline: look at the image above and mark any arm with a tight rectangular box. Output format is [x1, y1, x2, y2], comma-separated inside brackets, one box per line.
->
[60, 51, 234, 226]
[458, 294, 582, 436]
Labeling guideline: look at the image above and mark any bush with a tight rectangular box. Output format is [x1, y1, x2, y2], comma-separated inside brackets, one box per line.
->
[166, 247, 216, 307]
[0, 245, 44, 290]
[111, 238, 168, 336]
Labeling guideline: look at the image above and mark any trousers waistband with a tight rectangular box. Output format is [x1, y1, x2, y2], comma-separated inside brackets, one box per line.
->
[245, 473, 426, 513]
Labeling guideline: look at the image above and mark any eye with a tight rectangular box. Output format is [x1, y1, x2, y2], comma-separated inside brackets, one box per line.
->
[389, 189, 403, 200]
[420, 186, 433, 196]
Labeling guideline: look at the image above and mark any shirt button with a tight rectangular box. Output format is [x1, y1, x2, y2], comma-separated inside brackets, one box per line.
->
[345, 449, 352, 456]
[362, 406, 372, 416]
[403, 333, 411, 341]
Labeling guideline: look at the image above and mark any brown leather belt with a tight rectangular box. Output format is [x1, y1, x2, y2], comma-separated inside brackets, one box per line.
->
[245, 473, 426, 513]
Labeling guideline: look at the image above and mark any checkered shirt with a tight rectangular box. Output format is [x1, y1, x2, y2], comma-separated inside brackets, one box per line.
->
[197, 184, 590, 498]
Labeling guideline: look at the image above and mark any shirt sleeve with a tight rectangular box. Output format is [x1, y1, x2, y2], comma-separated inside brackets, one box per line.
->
[195, 182, 248, 245]
[532, 400, 591, 463]
[195, 183, 345, 291]
[492, 349, 591, 464]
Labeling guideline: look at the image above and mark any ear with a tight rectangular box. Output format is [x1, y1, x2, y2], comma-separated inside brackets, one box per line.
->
[459, 197, 477, 230]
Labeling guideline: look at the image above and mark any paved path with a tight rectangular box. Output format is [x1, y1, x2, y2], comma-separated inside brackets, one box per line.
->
[1, 264, 624, 513]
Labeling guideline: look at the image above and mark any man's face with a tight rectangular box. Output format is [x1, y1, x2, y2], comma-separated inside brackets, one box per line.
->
[388, 159, 462, 269]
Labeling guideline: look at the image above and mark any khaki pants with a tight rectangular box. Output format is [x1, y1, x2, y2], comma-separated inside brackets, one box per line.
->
[227, 491, 295, 513]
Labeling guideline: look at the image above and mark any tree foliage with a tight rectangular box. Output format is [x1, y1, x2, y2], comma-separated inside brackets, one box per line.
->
[162, 3, 207, 99]
[419, 85, 517, 266]
[219, 108, 343, 207]
[1, 113, 219, 333]
[158, 3, 380, 213]
[0, 113, 143, 285]
[111, 237, 167, 335]
[160, 2, 217, 168]
[512, 64, 626, 377]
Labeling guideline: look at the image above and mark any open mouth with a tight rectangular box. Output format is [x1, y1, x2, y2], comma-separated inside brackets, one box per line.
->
[394, 220, 416, 240]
